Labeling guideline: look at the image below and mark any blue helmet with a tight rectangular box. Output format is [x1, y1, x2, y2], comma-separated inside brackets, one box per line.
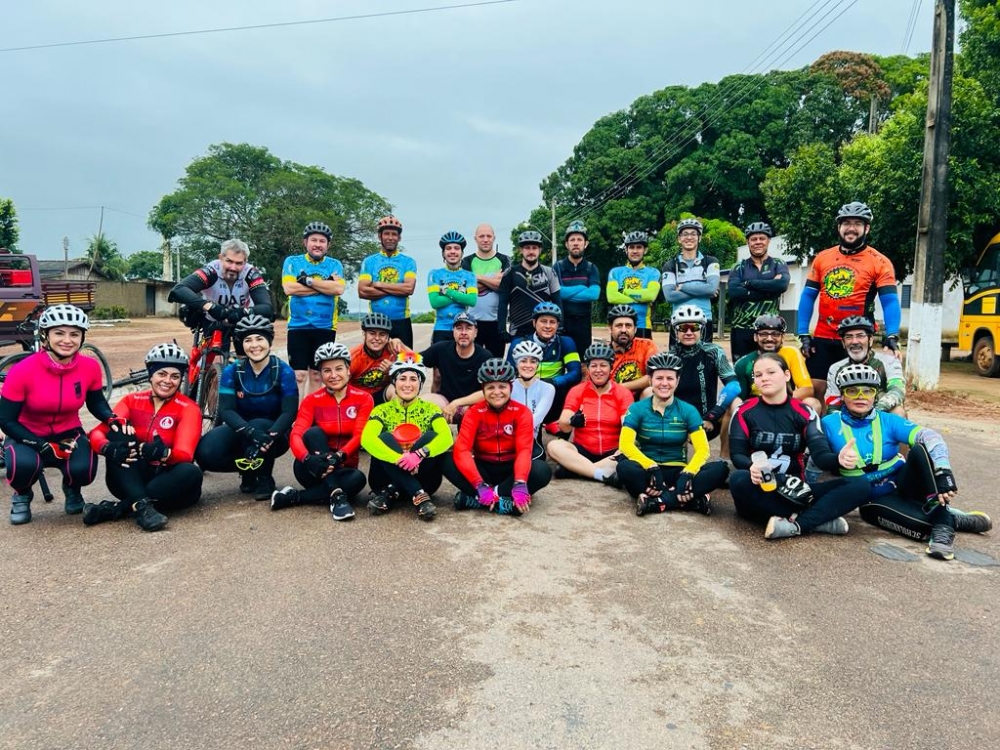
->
[439, 231, 467, 250]
[532, 301, 563, 322]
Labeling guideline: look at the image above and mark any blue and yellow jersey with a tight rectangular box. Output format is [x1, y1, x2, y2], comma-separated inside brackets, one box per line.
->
[281, 254, 344, 330]
[359, 251, 417, 320]
[426, 266, 478, 331]
[606, 264, 662, 329]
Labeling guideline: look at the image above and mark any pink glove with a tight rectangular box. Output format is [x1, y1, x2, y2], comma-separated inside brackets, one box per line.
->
[397, 451, 422, 472]
[511, 481, 531, 510]
[476, 483, 498, 508]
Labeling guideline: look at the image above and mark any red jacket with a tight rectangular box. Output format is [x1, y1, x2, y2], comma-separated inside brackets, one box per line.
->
[289, 386, 374, 467]
[453, 399, 534, 485]
[90, 391, 202, 464]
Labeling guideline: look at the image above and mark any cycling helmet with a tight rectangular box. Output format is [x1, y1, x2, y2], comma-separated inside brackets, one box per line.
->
[314, 341, 351, 367]
[837, 316, 875, 337]
[745, 221, 773, 238]
[753, 314, 787, 333]
[388, 351, 427, 384]
[145, 342, 189, 373]
[836, 201, 874, 224]
[38, 304, 90, 332]
[583, 341, 615, 363]
[532, 301, 563, 322]
[361, 312, 393, 332]
[623, 230, 648, 246]
[303, 221, 332, 240]
[835, 363, 881, 390]
[517, 230, 544, 247]
[607, 304, 638, 325]
[234, 314, 274, 343]
[564, 220, 588, 239]
[670, 304, 707, 328]
[646, 352, 684, 375]
[477, 358, 516, 384]
[676, 218, 703, 235]
[511, 340, 544, 362]
[439, 231, 467, 250]
[377, 215, 403, 234]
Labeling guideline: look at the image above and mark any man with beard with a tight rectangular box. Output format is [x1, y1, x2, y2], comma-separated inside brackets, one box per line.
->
[727, 222, 789, 361]
[606, 231, 661, 339]
[732, 314, 818, 412]
[497, 230, 561, 341]
[509, 302, 580, 422]
[348, 312, 408, 406]
[358, 215, 417, 347]
[427, 231, 478, 344]
[421, 312, 491, 424]
[797, 201, 900, 403]
[461, 223, 510, 357]
[606, 305, 657, 399]
[825, 316, 905, 415]
[553, 220, 601, 355]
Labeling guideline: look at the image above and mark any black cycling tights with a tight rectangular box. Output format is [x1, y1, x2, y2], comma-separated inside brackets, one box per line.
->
[617, 459, 729, 508]
[441, 454, 553, 497]
[4, 432, 97, 495]
[730, 471, 870, 532]
[195, 419, 290, 479]
[105, 459, 203, 511]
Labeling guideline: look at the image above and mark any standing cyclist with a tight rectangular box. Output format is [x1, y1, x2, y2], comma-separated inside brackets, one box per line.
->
[358, 215, 417, 347]
[661, 218, 721, 342]
[606, 231, 661, 339]
[497, 230, 561, 341]
[427, 231, 478, 344]
[727, 222, 789, 361]
[553, 220, 601, 356]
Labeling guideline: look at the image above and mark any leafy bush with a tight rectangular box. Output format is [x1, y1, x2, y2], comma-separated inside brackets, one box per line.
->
[91, 306, 129, 320]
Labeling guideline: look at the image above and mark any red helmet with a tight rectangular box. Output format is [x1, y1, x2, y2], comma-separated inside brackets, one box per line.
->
[377, 215, 403, 234]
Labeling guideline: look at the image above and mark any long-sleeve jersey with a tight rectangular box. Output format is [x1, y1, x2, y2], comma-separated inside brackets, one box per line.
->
[671, 342, 738, 418]
[727, 256, 790, 330]
[563, 380, 633, 456]
[619, 396, 709, 473]
[553, 258, 600, 319]
[507, 334, 581, 389]
[730, 396, 837, 479]
[452, 399, 534, 485]
[427, 266, 478, 331]
[360, 397, 454, 463]
[289, 385, 374, 467]
[169, 259, 273, 319]
[824, 352, 905, 412]
[497, 263, 561, 335]
[90, 391, 202, 464]
[660, 252, 720, 321]
[218, 356, 299, 436]
[606, 264, 662, 330]
[511, 378, 555, 433]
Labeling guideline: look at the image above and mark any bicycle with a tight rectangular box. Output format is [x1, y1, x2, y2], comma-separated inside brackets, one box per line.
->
[181, 320, 230, 434]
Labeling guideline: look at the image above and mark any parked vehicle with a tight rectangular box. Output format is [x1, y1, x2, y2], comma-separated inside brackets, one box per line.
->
[959, 230, 1000, 377]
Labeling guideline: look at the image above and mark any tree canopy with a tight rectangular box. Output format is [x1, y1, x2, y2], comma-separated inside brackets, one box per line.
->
[0, 198, 19, 252]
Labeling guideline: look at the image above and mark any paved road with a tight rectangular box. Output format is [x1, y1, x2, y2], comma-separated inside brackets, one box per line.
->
[2, 328, 998, 750]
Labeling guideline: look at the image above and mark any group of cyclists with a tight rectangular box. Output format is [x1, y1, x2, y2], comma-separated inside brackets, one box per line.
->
[2, 204, 992, 562]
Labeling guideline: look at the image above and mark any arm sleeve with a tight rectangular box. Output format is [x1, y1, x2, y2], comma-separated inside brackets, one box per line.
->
[361, 419, 401, 463]
[618, 425, 655, 469]
[716, 380, 742, 410]
[552, 347, 581, 389]
[636, 278, 661, 304]
[423, 415, 455, 457]
[913, 426, 951, 469]
[0, 397, 33, 441]
[247, 278, 274, 319]
[85, 390, 114, 423]
[683, 427, 710, 474]
[168, 268, 213, 306]
[606, 278, 634, 305]
[445, 286, 478, 307]
[679, 276, 719, 297]
[878, 289, 901, 335]
[663, 286, 692, 304]
[797, 286, 820, 335]
[805, 416, 841, 472]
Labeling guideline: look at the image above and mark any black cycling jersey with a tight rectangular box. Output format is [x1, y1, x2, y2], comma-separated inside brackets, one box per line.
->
[730, 396, 839, 479]
[671, 342, 735, 416]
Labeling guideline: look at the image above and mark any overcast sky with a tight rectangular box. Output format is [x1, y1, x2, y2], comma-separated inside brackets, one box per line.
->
[2, 0, 933, 313]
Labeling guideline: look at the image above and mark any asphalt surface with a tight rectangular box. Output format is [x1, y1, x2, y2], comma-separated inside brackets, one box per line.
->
[2, 329, 998, 750]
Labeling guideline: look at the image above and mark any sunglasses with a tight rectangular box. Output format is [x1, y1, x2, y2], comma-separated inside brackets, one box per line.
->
[235, 457, 264, 471]
[843, 386, 877, 398]
[675, 324, 701, 333]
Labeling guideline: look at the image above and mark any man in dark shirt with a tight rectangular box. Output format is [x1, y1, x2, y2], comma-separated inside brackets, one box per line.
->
[421, 312, 491, 423]
[553, 220, 600, 356]
[497, 230, 561, 341]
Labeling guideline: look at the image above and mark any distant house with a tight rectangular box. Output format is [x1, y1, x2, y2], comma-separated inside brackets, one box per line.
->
[39, 258, 175, 317]
[37, 259, 113, 282]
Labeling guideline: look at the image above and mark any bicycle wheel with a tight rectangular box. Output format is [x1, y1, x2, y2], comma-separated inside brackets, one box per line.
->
[197, 361, 224, 434]
[80, 344, 113, 401]
[0, 351, 31, 390]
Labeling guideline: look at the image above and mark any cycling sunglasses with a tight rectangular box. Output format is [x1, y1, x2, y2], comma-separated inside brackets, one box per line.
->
[843, 386, 877, 398]
[235, 457, 264, 471]
[674, 324, 701, 333]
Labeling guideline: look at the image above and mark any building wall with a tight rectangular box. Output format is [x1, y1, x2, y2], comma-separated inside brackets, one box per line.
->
[94, 281, 177, 317]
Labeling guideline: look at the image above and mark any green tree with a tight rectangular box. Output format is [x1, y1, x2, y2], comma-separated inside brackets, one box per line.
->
[85, 234, 129, 280]
[125, 249, 167, 280]
[0, 198, 19, 252]
[959, 0, 1000, 105]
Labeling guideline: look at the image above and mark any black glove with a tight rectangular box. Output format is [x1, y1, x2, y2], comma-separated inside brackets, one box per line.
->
[207, 303, 229, 322]
[139, 435, 169, 462]
[674, 471, 695, 495]
[224, 306, 244, 324]
[799, 334, 814, 358]
[884, 334, 900, 353]
[101, 441, 133, 463]
[568, 410, 586, 428]
[646, 466, 666, 494]
[23, 437, 55, 460]
[329, 450, 346, 468]
[776, 474, 815, 507]
[934, 468, 958, 495]
[501, 329, 512, 343]
[297, 270, 312, 288]
[704, 407, 724, 425]
[241, 425, 273, 451]
[303, 453, 332, 478]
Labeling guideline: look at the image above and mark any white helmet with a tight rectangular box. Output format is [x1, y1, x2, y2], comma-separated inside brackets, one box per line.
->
[38, 304, 90, 331]
[145, 342, 189, 371]
[511, 340, 544, 362]
[670, 304, 707, 328]
[314, 341, 351, 367]
[388, 352, 427, 384]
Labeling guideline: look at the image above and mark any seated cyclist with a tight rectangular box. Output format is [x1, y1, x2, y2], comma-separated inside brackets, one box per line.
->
[271, 343, 373, 522]
[617, 352, 729, 516]
[349, 312, 409, 406]
[168, 238, 273, 355]
[444, 358, 552, 515]
[509, 339, 555, 460]
[547, 341, 632, 486]
[825, 316, 906, 415]
[607, 304, 657, 400]
[733, 314, 819, 413]
[822, 364, 991, 561]
[508, 301, 581, 423]
[0, 305, 116, 525]
[195, 315, 298, 501]
[85, 344, 203, 532]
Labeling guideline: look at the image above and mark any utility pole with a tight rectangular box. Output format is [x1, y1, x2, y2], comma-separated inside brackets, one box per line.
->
[906, 0, 954, 391]
[63, 236, 69, 277]
[550, 198, 558, 264]
[162, 238, 173, 281]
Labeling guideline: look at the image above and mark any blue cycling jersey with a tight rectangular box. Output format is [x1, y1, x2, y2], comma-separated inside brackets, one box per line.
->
[281, 254, 344, 330]
[822, 409, 920, 496]
[427, 266, 477, 331]
[607, 264, 661, 329]
[359, 251, 417, 320]
[219, 356, 299, 422]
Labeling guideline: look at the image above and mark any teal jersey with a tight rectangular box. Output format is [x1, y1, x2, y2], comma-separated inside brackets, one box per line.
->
[359, 251, 418, 320]
[622, 397, 703, 466]
[281, 254, 344, 330]
[607, 264, 661, 328]
[427, 266, 477, 331]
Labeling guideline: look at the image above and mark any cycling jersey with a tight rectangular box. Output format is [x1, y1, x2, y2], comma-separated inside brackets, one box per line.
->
[497, 263, 561, 335]
[563, 380, 632, 456]
[825, 351, 905, 410]
[619, 396, 708, 471]
[730, 396, 834, 478]
[733, 346, 812, 399]
[281, 254, 345, 330]
[289, 385, 374, 468]
[172, 259, 271, 312]
[606, 264, 662, 329]
[661, 252, 721, 321]
[0, 351, 105, 437]
[554, 258, 600, 318]
[90, 391, 202, 464]
[349, 344, 395, 395]
[361, 398, 453, 463]
[462, 252, 511, 323]
[507, 334, 581, 389]
[359, 250, 417, 320]
[427, 266, 478, 331]
[671, 342, 737, 417]
[611, 337, 658, 386]
[511, 378, 555, 432]
[452, 399, 534, 484]
[800, 245, 898, 339]
[218, 355, 298, 432]
[727, 257, 790, 330]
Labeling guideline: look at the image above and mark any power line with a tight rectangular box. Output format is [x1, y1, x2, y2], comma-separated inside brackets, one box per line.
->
[0, 0, 518, 53]
[901, 0, 924, 54]
[21, 205, 147, 220]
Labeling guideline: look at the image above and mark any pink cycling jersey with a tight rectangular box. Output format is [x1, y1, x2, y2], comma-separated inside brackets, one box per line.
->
[1, 351, 104, 437]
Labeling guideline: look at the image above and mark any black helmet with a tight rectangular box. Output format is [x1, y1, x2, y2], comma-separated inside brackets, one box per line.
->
[753, 314, 786, 333]
[234, 314, 275, 343]
[303, 221, 332, 240]
[623, 230, 648, 246]
[477, 358, 516, 384]
[518, 230, 544, 247]
[837, 316, 875, 337]
[439, 231, 467, 250]
[745, 221, 773, 238]
[607, 304, 638, 325]
[361, 312, 393, 332]
[646, 352, 683, 375]
[676, 218, 703, 235]
[583, 341, 615, 363]
[836, 201, 874, 224]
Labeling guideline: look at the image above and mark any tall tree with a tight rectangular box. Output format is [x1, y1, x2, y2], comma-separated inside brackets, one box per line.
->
[0, 198, 19, 253]
[85, 234, 128, 280]
[125, 250, 166, 280]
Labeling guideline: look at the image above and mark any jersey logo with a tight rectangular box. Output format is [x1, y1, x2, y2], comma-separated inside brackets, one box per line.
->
[378, 266, 400, 284]
[614, 361, 641, 383]
[823, 266, 857, 299]
[503, 424, 514, 435]
[623, 276, 641, 292]
[346, 406, 357, 419]
[158, 416, 175, 430]
[356, 368, 386, 388]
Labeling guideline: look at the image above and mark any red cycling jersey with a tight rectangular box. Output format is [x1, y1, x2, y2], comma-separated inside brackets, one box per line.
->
[2, 350, 104, 437]
[289, 385, 374, 467]
[453, 399, 534, 485]
[90, 391, 202, 464]
[349, 344, 393, 395]
[611, 338, 657, 386]
[806, 245, 896, 339]
[563, 380, 633, 456]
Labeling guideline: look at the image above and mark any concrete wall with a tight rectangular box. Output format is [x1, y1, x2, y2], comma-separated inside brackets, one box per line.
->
[94, 281, 177, 317]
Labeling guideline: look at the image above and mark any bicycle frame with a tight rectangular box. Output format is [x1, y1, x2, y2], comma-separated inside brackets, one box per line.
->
[187, 327, 225, 390]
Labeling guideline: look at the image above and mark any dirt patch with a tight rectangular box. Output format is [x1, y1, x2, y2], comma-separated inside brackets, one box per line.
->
[906, 388, 1000, 420]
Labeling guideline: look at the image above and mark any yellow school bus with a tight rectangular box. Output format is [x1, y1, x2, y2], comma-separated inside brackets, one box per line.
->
[960, 230, 1000, 377]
